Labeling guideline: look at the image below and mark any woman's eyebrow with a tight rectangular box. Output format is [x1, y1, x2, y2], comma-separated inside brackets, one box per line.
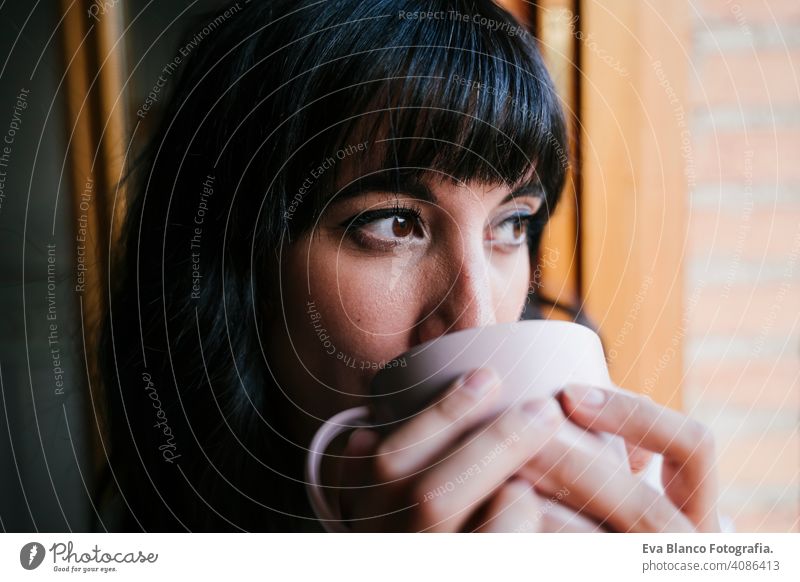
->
[331, 175, 544, 205]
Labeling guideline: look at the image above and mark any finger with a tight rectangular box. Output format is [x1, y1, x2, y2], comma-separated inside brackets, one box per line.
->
[518, 414, 697, 533]
[339, 428, 381, 520]
[473, 479, 543, 532]
[626, 441, 655, 474]
[341, 428, 381, 482]
[372, 367, 503, 482]
[408, 398, 564, 532]
[559, 384, 718, 531]
[537, 498, 608, 532]
[473, 482, 607, 533]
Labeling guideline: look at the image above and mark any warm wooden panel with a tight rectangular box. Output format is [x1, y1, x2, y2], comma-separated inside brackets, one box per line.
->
[578, 0, 690, 408]
[57, 0, 129, 476]
[534, 0, 581, 322]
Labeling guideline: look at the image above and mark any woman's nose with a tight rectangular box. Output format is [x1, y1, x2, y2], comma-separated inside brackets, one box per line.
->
[414, 243, 497, 345]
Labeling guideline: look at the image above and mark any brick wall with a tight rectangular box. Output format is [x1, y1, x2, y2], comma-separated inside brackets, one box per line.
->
[685, 0, 799, 532]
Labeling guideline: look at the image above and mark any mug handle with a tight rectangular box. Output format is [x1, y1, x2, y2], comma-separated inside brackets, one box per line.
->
[305, 406, 371, 532]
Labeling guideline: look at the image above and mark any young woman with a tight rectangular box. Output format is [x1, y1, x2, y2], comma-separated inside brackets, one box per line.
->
[98, 0, 721, 532]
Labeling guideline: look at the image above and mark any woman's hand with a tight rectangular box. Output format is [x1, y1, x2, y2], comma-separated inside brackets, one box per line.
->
[334, 367, 603, 532]
[466, 478, 607, 532]
[550, 384, 721, 532]
[333, 372, 720, 533]
[508, 384, 721, 533]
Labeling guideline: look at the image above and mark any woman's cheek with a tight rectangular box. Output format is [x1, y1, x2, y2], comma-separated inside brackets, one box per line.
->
[494, 246, 531, 320]
[307, 248, 422, 361]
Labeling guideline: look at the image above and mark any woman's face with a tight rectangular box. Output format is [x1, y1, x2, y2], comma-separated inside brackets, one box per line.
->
[267, 168, 542, 443]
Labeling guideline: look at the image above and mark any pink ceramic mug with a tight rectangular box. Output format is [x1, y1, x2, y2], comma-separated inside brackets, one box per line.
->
[305, 319, 632, 531]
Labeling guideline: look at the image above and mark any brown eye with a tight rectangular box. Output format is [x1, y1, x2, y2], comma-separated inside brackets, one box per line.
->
[349, 204, 424, 244]
[392, 216, 413, 237]
[511, 217, 525, 240]
[340, 202, 426, 252]
[489, 213, 532, 247]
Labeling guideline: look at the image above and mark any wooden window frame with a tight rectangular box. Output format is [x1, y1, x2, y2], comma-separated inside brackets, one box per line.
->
[504, 0, 689, 409]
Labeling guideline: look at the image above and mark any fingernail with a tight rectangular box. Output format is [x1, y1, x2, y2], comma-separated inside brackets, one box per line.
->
[460, 367, 498, 396]
[563, 385, 606, 409]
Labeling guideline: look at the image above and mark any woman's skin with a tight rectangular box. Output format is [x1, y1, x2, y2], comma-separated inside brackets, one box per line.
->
[265, 158, 721, 532]
[268, 169, 538, 442]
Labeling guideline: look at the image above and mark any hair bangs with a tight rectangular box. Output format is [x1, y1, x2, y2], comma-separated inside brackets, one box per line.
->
[279, 0, 568, 231]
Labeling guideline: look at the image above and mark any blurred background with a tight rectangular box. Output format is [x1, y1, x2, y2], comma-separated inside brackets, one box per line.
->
[0, 0, 796, 532]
